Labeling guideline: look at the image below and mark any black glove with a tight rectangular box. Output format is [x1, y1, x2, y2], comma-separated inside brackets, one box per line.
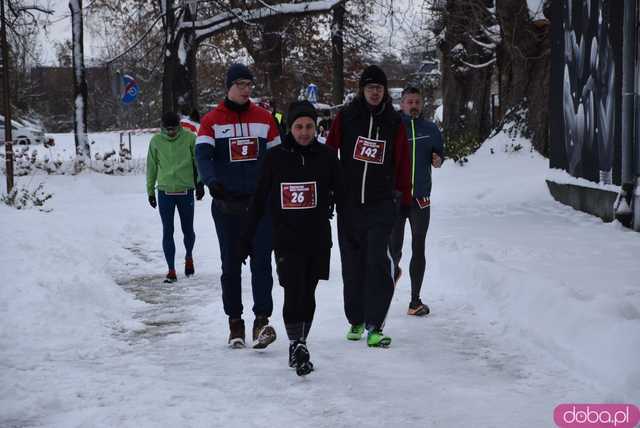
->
[328, 191, 335, 220]
[209, 182, 225, 199]
[148, 195, 157, 208]
[399, 203, 411, 218]
[236, 237, 253, 265]
[195, 183, 205, 200]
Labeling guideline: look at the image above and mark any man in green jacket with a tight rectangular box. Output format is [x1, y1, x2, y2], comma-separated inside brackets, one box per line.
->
[147, 112, 205, 283]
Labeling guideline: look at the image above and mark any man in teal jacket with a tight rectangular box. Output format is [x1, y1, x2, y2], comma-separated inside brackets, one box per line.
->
[390, 87, 444, 316]
[147, 112, 205, 283]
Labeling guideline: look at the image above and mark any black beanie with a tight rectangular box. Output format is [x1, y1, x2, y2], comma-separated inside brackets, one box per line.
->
[161, 111, 180, 128]
[359, 65, 387, 88]
[226, 63, 254, 89]
[287, 100, 317, 129]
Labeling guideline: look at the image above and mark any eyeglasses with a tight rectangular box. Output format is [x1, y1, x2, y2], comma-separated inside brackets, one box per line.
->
[364, 84, 385, 92]
[234, 80, 255, 90]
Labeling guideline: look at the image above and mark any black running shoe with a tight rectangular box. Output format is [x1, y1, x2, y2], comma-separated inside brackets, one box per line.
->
[293, 341, 313, 376]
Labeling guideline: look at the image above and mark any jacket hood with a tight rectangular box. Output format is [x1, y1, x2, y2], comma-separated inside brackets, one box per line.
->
[159, 127, 183, 141]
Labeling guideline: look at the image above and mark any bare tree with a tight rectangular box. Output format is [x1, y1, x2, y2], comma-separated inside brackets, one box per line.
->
[70, 0, 90, 171]
[1, 0, 53, 191]
[436, 0, 495, 157]
[495, 0, 550, 154]
[102, 1, 347, 114]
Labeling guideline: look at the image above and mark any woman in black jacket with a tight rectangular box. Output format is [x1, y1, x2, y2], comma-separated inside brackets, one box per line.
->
[240, 101, 343, 376]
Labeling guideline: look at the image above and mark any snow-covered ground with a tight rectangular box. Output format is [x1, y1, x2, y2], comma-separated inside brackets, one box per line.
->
[30, 130, 153, 163]
[1, 131, 638, 427]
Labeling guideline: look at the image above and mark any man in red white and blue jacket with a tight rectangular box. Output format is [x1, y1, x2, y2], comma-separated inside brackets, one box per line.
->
[196, 63, 281, 350]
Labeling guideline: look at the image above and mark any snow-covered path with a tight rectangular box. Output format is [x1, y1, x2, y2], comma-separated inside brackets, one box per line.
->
[1, 133, 638, 427]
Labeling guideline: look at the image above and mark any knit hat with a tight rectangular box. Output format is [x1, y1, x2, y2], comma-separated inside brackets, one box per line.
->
[359, 65, 388, 88]
[161, 111, 180, 128]
[226, 63, 254, 89]
[287, 100, 317, 129]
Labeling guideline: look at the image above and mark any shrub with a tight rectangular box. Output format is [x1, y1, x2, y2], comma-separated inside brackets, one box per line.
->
[1, 183, 53, 211]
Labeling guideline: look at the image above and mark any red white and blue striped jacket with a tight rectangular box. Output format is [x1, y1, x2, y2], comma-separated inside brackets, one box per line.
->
[195, 100, 281, 195]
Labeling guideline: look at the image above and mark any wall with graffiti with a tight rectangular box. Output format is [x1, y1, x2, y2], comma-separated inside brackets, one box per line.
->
[550, 0, 624, 185]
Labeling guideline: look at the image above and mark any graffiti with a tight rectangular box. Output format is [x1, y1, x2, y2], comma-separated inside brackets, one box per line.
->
[594, 2, 616, 184]
[561, 0, 617, 183]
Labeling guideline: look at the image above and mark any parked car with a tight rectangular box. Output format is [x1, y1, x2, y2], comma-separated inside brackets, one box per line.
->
[0, 115, 49, 146]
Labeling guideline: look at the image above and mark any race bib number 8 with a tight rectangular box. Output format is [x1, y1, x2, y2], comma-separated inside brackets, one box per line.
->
[281, 182, 317, 209]
[229, 137, 259, 162]
[353, 136, 386, 164]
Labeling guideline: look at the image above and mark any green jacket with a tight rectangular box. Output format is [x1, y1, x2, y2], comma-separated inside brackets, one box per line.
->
[146, 129, 198, 196]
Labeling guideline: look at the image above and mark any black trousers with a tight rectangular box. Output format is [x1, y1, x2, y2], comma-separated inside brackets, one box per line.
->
[275, 249, 329, 341]
[211, 200, 273, 319]
[337, 199, 396, 330]
[390, 201, 431, 302]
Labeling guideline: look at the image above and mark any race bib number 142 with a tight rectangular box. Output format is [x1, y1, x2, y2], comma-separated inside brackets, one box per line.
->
[353, 136, 386, 164]
[281, 182, 317, 209]
[229, 136, 259, 162]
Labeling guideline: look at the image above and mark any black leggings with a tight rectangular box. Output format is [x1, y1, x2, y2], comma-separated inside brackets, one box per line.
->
[390, 203, 431, 302]
[275, 250, 329, 341]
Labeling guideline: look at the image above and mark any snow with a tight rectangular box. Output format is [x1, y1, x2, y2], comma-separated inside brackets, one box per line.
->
[1, 131, 639, 427]
[470, 34, 496, 50]
[484, 24, 502, 45]
[461, 57, 497, 69]
[0, 132, 152, 179]
[191, 0, 342, 40]
[451, 43, 465, 54]
[527, 0, 546, 21]
[434, 105, 443, 123]
[177, 36, 187, 66]
[546, 167, 621, 193]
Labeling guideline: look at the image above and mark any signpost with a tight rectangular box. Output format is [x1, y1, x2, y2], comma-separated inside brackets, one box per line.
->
[121, 74, 140, 104]
[306, 83, 318, 103]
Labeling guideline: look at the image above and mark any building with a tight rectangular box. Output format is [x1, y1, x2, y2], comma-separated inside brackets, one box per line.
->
[548, 0, 640, 231]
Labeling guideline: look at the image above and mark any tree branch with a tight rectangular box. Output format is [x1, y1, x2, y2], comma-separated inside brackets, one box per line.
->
[460, 56, 496, 69]
[103, 12, 166, 64]
[190, 0, 345, 43]
[10, 4, 54, 15]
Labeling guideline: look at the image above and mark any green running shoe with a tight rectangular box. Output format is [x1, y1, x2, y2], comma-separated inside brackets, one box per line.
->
[346, 323, 365, 341]
[367, 330, 392, 348]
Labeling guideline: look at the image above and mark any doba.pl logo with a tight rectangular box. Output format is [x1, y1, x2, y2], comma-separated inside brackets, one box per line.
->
[554, 404, 640, 428]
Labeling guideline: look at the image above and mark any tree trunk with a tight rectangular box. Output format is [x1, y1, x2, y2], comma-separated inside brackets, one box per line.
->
[70, 0, 90, 171]
[169, 36, 198, 114]
[496, 0, 551, 155]
[162, 0, 177, 115]
[331, 3, 345, 105]
[173, 5, 198, 114]
[161, 1, 344, 112]
[262, 18, 285, 99]
[1, 0, 14, 192]
[440, 0, 493, 153]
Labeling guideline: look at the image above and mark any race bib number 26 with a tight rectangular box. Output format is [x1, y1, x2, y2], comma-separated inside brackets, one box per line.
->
[281, 182, 317, 209]
[229, 136, 259, 162]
